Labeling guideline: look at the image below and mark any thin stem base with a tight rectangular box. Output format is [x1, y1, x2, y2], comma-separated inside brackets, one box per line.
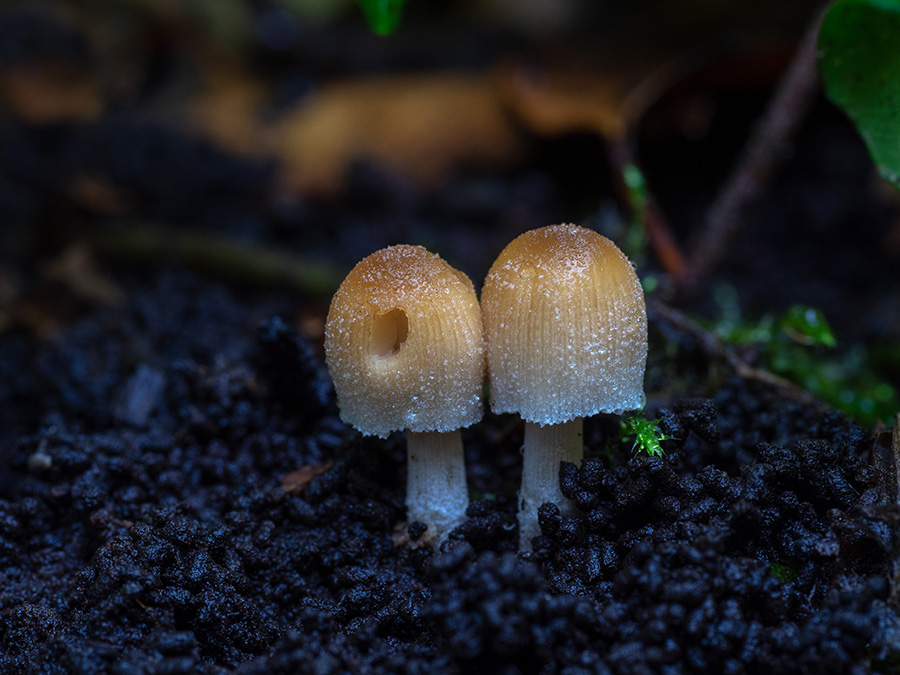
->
[518, 418, 583, 551]
[406, 430, 469, 544]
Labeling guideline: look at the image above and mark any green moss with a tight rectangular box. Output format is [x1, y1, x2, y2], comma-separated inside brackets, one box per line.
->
[769, 561, 798, 584]
[707, 287, 899, 427]
[620, 410, 667, 457]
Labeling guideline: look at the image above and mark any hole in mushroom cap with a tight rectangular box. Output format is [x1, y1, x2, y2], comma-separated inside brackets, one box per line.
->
[370, 307, 409, 358]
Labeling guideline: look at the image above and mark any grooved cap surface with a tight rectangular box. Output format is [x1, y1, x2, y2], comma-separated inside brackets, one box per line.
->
[482, 224, 647, 424]
[325, 245, 484, 438]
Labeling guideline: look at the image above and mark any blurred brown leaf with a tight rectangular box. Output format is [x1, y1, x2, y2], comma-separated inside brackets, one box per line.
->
[66, 177, 130, 215]
[189, 61, 270, 158]
[271, 73, 522, 196]
[281, 462, 334, 493]
[191, 69, 524, 196]
[188, 50, 784, 200]
[178, 0, 811, 200]
[0, 63, 101, 124]
[495, 61, 649, 140]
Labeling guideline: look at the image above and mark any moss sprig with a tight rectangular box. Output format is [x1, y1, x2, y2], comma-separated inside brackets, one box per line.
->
[620, 410, 667, 457]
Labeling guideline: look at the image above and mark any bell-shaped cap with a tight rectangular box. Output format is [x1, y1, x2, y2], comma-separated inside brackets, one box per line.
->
[325, 245, 484, 438]
[482, 224, 647, 425]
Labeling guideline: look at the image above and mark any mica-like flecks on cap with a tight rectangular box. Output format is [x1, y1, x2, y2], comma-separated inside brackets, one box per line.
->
[482, 224, 647, 425]
[325, 245, 485, 438]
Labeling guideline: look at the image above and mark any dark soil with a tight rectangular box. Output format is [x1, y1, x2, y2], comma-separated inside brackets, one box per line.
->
[1, 3, 899, 674]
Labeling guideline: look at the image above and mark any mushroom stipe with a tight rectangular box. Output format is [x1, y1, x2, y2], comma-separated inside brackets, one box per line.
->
[324, 245, 484, 544]
[482, 224, 648, 550]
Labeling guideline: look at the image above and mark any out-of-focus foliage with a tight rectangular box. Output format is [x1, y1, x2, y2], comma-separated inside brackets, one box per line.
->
[621, 163, 651, 265]
[714, 295, 837, 349]
[710, 287, 899, 426]
[819, 0, 900, 189]
[356, 0, 407, 35]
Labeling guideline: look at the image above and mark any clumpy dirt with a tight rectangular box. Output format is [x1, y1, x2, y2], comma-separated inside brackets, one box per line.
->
[1, 3, 900, 674]
[1, 267, 898, 673]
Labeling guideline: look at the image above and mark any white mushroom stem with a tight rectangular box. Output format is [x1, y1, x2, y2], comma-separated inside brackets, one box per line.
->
[518, 417, 583, 551]
[406, 430, 470, 544]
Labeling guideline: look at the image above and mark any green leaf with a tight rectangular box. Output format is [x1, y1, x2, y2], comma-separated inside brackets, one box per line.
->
[819, 0, 900, 188]
[778, 305, 837, 347]
[357, 0, 406, 35]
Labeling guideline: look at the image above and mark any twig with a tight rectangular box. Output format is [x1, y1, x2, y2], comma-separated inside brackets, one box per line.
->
[609, 136, 690, 282]
[684, 4, 829, 290]
[648, 298, 830, 412]
[608, 48, 710, 283]
[75, 223, 342, 298]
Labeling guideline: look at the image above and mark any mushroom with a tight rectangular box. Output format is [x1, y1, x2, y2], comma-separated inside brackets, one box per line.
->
[324, 245, 484, 544]
[481, 224, 647, 549]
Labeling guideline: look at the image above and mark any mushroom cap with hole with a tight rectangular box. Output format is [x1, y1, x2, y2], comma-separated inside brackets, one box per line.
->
[325, 245, 484, 438]
[482, 224, 647, 425]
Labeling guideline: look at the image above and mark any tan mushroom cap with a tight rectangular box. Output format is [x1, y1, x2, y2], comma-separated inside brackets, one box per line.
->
[482, 224, 647, 425]
[325, 245, 484, 438]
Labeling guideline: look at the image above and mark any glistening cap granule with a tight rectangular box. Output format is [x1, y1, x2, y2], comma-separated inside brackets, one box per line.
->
[482, 224, 647, 425]
[325, 245, 485, 438]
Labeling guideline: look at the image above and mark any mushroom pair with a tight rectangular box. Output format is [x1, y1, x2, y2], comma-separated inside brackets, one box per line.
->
[324, 225, 647, 549]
